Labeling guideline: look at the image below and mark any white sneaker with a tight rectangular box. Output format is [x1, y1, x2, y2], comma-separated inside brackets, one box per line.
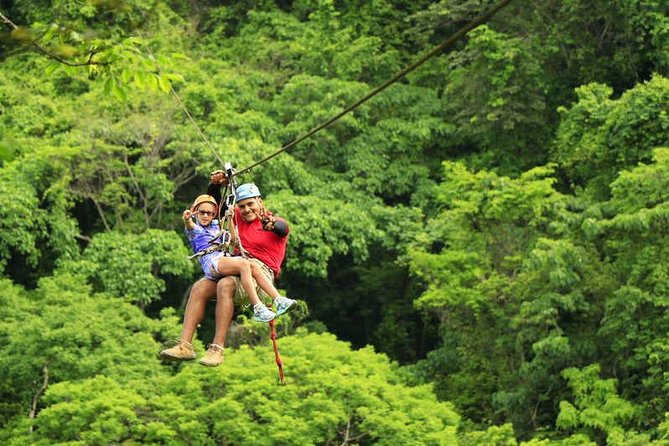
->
[274, 296, 295, 316]
[253, 303, 276, 322]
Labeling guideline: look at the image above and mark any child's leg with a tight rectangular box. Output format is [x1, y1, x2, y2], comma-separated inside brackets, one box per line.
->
[250, 262, 281, 300]
[215, 257, 262, 306]
[249, 261, 294, 316]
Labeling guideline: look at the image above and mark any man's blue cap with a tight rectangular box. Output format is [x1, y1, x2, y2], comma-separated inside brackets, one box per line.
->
[236, 183, 261, 201]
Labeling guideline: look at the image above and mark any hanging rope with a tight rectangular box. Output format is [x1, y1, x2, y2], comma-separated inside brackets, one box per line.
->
[268, 306, 286, 385]
[234, 0, 514, 176]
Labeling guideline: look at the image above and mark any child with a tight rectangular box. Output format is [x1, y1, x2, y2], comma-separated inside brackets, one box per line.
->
[183, 194, 294, 322]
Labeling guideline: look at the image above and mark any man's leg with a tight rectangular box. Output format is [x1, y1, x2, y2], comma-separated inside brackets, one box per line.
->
[160, 278, 217, 361]
[181, 278, 218, 343]
[212, 276, 235, 346]
[199, 277, 236, 367]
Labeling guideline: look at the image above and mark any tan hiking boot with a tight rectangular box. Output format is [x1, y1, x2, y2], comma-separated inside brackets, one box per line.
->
[159, 340, 195, 361]
[199, 343, 224, 367]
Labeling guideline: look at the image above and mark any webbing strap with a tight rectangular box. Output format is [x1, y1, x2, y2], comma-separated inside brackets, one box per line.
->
[269, 308, 286, 385]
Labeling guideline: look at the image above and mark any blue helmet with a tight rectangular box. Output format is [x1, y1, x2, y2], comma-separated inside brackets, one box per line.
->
[236, 183, 261, 201]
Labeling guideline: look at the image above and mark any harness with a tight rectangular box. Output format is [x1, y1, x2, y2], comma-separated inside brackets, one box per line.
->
[188, 162, 242, 260]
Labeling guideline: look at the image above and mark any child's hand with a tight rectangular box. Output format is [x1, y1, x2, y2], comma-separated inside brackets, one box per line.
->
[183, 209, 196, 230]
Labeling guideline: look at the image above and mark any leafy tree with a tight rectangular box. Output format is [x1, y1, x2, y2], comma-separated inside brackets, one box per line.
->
[556, 364, 638, 444]
[0, 150, 79, 282]
[1, 0, 186, 99]
[408, 150, 669, 442]
[438, 25, 551, 173]
[553, 75, 669, 198]
[594, 148, 669, 432]
[1, 1, 668, 443]
[408, 161, 573, 429]
[5, 330, 462, 445]
[0, 272, 175, 434]
[59, 229, 194, 308]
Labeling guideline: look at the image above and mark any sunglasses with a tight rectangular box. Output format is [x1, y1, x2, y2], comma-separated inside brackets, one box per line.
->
[197, 210, 215, 217]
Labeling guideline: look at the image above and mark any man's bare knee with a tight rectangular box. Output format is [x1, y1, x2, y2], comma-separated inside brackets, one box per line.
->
[190, 278, 217, 303]
[217, 277, 236, 300]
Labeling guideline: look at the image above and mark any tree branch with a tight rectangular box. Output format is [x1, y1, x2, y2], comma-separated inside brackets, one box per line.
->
[89, 195, 111, 232]
[28, 364, 49, 432]
[339, 417, 352, 446]
[123, 151, 151, 227]
[1, 11, 109, 67]
[74, 233, 92, 243]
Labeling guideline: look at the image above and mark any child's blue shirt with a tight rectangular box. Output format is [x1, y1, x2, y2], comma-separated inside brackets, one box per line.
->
[185, 220, 223, 273]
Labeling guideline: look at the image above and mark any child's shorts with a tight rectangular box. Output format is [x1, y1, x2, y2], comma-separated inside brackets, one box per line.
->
[200, 252, 228, 280]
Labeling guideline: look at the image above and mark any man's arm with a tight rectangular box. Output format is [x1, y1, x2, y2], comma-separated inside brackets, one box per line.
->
[207, 170, 229, 212]
[272, 218, 289, 237]
[263, 216, 289, 237]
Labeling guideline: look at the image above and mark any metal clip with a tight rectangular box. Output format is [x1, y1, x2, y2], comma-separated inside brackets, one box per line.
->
[225, 193, 236, 209]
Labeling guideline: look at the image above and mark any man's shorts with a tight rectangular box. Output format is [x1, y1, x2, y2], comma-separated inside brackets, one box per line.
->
[230, 258, 274, 305]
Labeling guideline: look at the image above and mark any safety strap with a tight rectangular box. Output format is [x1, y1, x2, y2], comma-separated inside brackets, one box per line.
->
[269, 305, 286, 385]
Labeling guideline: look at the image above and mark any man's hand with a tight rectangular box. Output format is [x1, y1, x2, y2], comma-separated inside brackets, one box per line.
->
[261, 215, 276, 231]
[210, 170, 229, 186]
[262, 215, 289, 237]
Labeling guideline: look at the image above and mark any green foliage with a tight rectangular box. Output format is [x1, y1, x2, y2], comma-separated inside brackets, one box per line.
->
[499, 0, 669, 99]
[270, 188, 383, 277]
[408, 161, 580, 432]
[459, 423, 517, 446]
[3, 1, 186, 100]
[1, 1, 668, 444]
[593, 149, 669, 430]
[4, 329, 461, 445]
[439, 25, 551, 172]
[553, 76, 669, 197]
[557, 364, 637, 442]
[0, 169, 43, 271]
[60, 229, 193, 307]
[0, 153, 80, 278]
[409, 143, 669, 443]
[0, 273, 169, 432]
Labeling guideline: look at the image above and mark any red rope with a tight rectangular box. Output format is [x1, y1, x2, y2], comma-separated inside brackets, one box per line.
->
[268, 305, 286, 385]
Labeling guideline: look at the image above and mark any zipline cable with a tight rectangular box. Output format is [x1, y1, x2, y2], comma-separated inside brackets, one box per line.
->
[234, 0, 514, 176]
[168, 85, 227, 168]
[143, 43, 226, 168]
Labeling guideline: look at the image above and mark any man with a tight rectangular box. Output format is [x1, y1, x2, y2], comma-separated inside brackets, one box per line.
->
[160, 176, 293, 366]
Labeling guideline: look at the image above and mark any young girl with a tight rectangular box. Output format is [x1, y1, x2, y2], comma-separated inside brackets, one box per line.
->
[183, 194, 294, 322]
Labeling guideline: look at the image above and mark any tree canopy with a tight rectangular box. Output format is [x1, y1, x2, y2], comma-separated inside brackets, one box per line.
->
[1, 0, 668, 444]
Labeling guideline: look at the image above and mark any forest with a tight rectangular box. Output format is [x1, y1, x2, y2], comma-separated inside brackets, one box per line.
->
[0, 0, 668, 444]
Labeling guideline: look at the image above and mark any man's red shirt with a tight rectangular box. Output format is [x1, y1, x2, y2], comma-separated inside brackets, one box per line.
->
[235, 208, 289, 278]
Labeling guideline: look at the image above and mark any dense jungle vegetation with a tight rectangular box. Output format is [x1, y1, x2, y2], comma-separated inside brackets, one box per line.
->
[1, 0, 668, 444]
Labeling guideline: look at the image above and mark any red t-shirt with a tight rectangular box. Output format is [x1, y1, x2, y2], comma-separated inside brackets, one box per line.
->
[234, 208, 289, 278]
